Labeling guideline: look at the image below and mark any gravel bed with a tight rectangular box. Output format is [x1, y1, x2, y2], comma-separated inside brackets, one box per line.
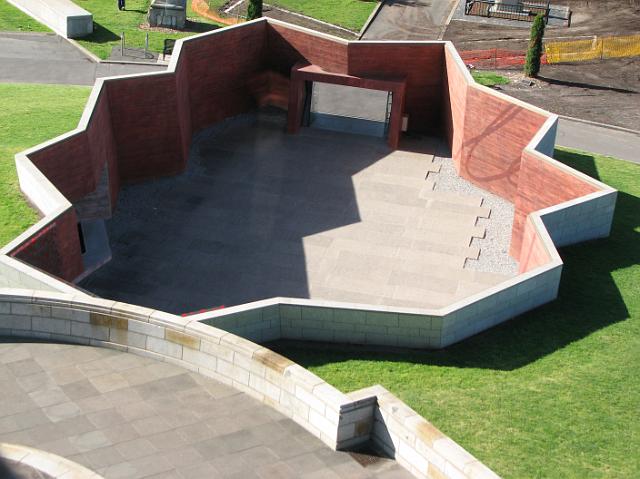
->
[433, 152, 519, 276]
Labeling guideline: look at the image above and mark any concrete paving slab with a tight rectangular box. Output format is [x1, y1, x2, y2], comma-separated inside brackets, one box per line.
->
[0, 342, 411, 479]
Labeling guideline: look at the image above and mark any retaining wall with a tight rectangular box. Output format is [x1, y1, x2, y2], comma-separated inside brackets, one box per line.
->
[0, 290, 499, 478]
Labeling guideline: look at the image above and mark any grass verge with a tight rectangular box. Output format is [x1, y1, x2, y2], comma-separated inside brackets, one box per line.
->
[72, 0, 221, 59]
[472, 70, 510, 87]
[272, 148, 640, 478]
[0, 0, 50, 32]
[267, 0, 377, 32]
[0, 83, 91, 246]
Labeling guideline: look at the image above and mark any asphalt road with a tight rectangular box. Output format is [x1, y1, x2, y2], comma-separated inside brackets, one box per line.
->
[0, 32, 165, 85]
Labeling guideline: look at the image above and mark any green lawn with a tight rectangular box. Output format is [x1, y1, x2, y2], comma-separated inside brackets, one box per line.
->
[71, 0, 221, 59]
[267, 0, 377, 32]
[0, 84, 91, 246]
[472, 70, 510, 87]
[272, 149, 640, 478]
[0, 0, 49, 32]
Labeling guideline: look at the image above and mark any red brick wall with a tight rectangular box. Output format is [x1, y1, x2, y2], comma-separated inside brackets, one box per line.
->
[86, 88, 120, 209]
[107, 74, 185, 183]
[174, 53, 193, 163]
[511, 149, 598, 259]
[9, 209, 83, 282]
[348, 43, 443, 134]
[442, 47, 468, 169]
[459, 87, 547, 201]
[28, 134, 94, 203]
[267, 23, 348, 75]
[184, 21, 267, 132]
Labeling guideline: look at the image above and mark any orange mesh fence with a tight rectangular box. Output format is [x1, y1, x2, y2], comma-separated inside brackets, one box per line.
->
[460, 49, 548, 69]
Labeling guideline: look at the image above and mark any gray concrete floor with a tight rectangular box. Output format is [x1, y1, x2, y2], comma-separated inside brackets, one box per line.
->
[80, 111, 512, 314]
[0, 341, 411, 479]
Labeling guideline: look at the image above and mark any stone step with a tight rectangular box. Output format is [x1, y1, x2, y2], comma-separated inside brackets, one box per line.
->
[419, 188, 484, 207]
[425, 199, 491, 219]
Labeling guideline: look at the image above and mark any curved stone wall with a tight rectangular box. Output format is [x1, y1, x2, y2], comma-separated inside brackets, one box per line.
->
[0, 290, 498, 478]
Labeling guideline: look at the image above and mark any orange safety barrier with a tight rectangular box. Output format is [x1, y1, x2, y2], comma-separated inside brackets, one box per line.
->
[459, 48, 548, 69]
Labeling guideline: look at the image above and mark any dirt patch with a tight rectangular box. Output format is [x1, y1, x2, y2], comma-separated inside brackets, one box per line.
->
[445, 0, 640, 49]
[488, 58, 640, 130]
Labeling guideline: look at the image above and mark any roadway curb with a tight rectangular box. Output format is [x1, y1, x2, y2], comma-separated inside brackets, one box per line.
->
[559, 115, 640, 136]
[358, 0, 386, 39]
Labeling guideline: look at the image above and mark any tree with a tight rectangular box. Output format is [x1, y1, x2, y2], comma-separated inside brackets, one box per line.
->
[524, 14, 546, 78]
[246, 0, 263, 20]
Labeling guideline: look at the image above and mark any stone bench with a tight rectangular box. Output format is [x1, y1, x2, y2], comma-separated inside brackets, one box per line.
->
[7, 0, 92, 38]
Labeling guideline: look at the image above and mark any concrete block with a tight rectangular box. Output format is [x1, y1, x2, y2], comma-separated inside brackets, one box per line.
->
[7, 0, 93, 38]
[248, 373, 280, 402]
[129, 320, 164, 339]
[398, 314, 432, 329]
[110, 328, 146, 349]
[11, 302, 50, 317]
[31, 317, 70, 335]
[216, 358, 249, 386]
[71, 321, 109, 341]
[365, 311, 399, 327]
[295, 384, 326, 414]
[280, 305, 301, 321]
[332, 308, 366, 324]
[0, 314, 31, 330]
[146, 336, 183, 359]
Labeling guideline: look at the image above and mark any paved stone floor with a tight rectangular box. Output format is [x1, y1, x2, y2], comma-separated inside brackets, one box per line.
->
[81, 111, 513, 314]
[0, 341, 411, 479]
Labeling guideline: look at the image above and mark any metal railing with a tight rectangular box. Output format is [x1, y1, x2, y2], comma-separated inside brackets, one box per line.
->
[465, 0, 550, 23]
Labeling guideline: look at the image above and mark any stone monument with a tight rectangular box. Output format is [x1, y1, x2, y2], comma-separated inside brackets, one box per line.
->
[148, 0, 186, 29]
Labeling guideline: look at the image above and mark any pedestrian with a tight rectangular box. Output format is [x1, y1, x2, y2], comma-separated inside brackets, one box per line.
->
[118, 0, 125, 11]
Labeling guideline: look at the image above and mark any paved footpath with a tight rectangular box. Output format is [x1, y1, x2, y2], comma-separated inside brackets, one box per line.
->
[0, 32, 165, 85]
[0, 341, 411, 478]
[556, 118, 639, 165]
[362, 0, 457, 40]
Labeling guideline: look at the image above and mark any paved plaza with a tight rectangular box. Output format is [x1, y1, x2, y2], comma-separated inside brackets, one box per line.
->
[80, 111, 514, 314]
[0, 341, 411, 478]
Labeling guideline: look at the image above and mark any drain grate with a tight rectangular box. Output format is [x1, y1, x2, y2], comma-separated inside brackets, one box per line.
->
[347, 446, 386, 468]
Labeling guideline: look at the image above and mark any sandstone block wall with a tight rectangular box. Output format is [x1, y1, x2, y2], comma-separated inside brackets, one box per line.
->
[0, 290, 504, 478]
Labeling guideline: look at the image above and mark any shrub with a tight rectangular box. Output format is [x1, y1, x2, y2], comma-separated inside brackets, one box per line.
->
[247, 0, 262, 20]
[524, 14, 545, 77]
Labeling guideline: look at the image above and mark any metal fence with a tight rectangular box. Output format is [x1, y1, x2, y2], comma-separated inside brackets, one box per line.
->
[545, 34, 640, 63]
[465, 0, 550, 23]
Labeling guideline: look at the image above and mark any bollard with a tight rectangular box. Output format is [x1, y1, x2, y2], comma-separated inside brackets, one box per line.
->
[121, 31, 125, 57]
[145, 32, 149, 59]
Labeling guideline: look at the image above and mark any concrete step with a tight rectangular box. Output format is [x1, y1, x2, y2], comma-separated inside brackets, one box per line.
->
[425, 199, 491, 219]
[419, 188, 484, 207]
